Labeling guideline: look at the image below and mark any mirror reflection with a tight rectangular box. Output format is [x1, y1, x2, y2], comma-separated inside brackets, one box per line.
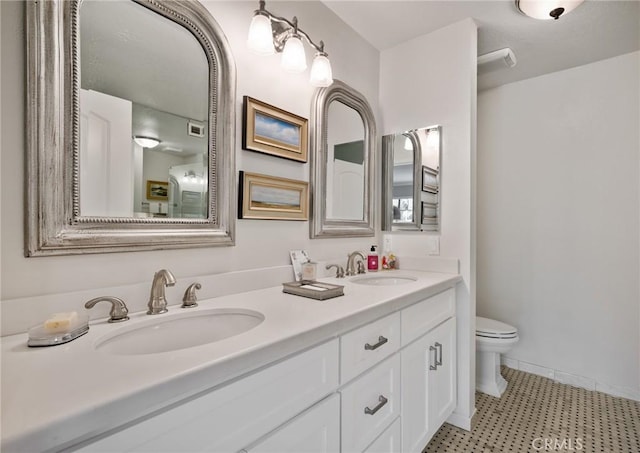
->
[382, 126, 441, 231]
[79, 0, 208, 219]
[326, 101, 365, 221]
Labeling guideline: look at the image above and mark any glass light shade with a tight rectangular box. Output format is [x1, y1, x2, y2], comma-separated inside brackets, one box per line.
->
[516, 0, 584, 20]
[133, 136, 160, 148]
[247, 14, 274, 55]
[281, 35, 307, 73]
[309, 53, 333, 87]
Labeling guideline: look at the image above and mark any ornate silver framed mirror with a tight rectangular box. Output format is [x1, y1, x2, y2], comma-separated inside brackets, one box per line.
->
[26, 0, 236, 256]
[309, 80, 376, 238]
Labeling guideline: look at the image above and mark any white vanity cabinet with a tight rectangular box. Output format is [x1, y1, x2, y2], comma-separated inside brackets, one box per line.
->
[64, 285, 459, 453]
[400, 289, 457, 453]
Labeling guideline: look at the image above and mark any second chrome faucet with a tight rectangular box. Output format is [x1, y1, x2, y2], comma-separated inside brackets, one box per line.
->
[147, 269, 176, 315]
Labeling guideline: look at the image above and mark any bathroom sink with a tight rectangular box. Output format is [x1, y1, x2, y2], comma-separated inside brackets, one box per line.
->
[95, 308, 264, 355]
[351, 275, 417, 286]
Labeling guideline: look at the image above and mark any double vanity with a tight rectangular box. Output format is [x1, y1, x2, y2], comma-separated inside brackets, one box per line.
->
[1, 270, 461, 453]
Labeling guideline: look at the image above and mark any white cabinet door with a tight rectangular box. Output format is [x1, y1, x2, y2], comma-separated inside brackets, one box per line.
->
[428, 317, 457, 439]
[244, 394, 340, 453]
[401, 317, 457, 453]
[400, 330, 432, 453]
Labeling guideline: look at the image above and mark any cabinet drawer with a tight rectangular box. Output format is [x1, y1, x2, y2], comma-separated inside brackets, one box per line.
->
[243, 394, 340, 453]
[401, 288, 455, 346]
[363, 417, 401, 453]
[74, 339, 339, 453]
[340, 353, 401, 453]
[340, 312, 400, 383]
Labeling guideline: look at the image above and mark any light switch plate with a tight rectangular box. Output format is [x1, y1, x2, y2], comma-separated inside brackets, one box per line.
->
[427, 236, 440, 256]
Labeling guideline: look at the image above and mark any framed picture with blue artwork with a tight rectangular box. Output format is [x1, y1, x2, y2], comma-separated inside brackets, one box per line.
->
[242, 96, 308, 162]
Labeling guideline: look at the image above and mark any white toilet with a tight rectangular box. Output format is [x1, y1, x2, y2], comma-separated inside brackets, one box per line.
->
[475, 316, 519, 397]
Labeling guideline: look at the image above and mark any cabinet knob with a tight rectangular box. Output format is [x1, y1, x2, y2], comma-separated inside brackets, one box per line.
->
[364, 395, 388, 415]
[364, 335, 388, 351]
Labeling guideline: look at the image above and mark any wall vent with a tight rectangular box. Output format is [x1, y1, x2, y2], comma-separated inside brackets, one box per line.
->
[188, 121, 205, 138]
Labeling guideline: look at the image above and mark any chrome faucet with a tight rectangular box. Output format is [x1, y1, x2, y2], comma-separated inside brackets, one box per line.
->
[147, 269, 176, 315]
[346, 251, 366, 276]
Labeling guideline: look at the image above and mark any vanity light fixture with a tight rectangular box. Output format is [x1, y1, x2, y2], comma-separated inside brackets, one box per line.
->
[516, 0, 585, 20]
[247, 0, 334, 87]
[133, 136, 161, 149]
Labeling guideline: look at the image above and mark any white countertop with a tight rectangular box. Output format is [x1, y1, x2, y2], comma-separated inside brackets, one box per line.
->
[1, 270, 460, 452]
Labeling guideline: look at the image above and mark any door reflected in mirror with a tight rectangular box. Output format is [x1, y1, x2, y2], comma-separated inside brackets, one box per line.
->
[382, 126, 441, 232]
[326, 101, 365, 221]
[79, 0, 208, 219]
[392, 133, 415, 223]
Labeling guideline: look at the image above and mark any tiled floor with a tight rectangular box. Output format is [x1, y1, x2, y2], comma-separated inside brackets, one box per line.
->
[425, 367, 640, 453]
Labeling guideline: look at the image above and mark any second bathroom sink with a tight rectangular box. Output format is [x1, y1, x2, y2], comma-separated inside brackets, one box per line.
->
[95, 308, 265, 355]
[351, 275, 417, 286]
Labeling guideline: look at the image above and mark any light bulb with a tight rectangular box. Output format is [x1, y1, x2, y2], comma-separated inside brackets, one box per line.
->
[309, 52, 333, 87]
[281, 35, 307, 73]
[516, 0, 584, 20]
[247, 13, 274, 55]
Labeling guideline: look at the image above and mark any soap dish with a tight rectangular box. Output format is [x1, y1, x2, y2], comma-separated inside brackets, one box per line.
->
[27, 314, 90, 347]
[282, 280, 344, 300]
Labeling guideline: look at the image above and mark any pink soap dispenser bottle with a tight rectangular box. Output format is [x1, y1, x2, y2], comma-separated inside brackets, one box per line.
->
[367, 245, 379, 272]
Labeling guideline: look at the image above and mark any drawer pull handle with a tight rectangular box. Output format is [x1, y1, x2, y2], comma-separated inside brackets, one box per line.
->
[435, 342, 443, 366]
[429, 345, 438, 370]
[364, 336, 388, 351]
[364, 395, 388, 415]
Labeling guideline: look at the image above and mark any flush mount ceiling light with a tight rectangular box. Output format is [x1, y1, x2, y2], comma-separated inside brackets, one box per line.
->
[247, 0, 334, 87]
[516, 0, 585, 20]
[133, 136, 161, 149]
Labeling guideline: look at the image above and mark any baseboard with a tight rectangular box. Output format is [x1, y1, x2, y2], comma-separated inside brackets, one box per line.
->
[446, 407, 476, 431]
[502, 356, 640, 402]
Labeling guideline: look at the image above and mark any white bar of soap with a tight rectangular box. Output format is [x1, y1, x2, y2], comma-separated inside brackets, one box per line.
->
[43, 311, 78, 333]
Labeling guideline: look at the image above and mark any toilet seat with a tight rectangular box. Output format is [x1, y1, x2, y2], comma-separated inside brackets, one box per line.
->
[476, 316, 518, 339]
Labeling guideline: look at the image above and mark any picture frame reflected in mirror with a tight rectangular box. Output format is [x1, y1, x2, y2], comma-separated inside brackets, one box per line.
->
[146, 180, 169, 201]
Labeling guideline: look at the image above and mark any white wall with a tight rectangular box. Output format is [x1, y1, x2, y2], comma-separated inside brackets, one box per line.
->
[477, 51, 640, 398]
[379, 19, 478, 428]
[0, 2, 379, 324]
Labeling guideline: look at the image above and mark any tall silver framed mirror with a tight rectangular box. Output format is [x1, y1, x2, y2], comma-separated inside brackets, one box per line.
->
[310, 80, 376, 238]
[26, 0, 236, 256]
[382, 126, 441, 232]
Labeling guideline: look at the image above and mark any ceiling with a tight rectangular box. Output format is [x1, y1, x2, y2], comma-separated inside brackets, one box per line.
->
[323, 0, 640, 90]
